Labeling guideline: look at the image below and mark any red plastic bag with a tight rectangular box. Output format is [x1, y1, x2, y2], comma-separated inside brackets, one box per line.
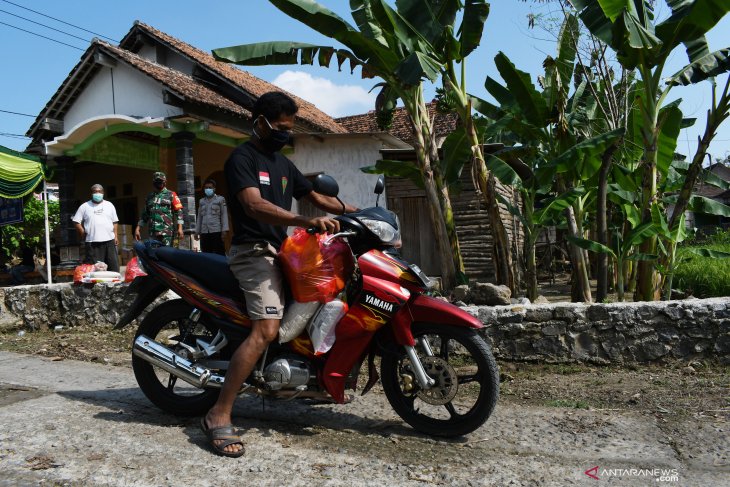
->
[124, 257, 147, 283]
[73, 264, 95, 284]
[278, 228, 353, 303]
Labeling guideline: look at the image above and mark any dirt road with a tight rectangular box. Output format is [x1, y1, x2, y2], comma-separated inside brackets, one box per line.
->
[0, 351, 727, 486]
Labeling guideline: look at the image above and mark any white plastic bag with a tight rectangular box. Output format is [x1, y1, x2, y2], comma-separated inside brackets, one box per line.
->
[307, 299, 347, 355]
[81, 271, 122, 283]
[279, 301, 321, 344]
[94, 261, 108, 271]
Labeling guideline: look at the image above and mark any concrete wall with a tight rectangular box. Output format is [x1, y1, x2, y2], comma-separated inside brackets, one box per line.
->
[289, 135, 388, 214]
[2, 284, 728, 365]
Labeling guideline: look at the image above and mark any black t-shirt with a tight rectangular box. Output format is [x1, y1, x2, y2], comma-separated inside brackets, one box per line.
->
[224, 141, 313, 249]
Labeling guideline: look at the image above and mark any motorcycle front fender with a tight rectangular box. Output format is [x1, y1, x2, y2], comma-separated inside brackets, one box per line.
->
[114, 275, 168, 329]
[391, 294, 483, 346]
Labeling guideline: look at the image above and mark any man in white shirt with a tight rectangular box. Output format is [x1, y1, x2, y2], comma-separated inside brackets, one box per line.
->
[72, 183, 120, 272]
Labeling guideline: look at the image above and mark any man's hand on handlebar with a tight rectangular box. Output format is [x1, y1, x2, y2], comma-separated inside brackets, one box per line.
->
[307, 216, 340, 234]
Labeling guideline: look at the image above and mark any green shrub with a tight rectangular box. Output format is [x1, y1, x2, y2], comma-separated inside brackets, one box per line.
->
[673, 243, 730, 297]
[1, 196, 60, 261]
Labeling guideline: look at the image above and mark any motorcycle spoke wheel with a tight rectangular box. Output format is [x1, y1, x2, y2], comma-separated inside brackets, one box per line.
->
[132, 299, 223, 416]
[381, 323, 499, 437]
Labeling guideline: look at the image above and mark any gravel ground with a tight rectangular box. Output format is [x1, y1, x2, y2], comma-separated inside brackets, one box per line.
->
[0, 348, 728, 486]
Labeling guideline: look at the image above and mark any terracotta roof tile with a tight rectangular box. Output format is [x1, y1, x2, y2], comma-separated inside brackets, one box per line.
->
[97, 41, 250, 118]
[336, 102, 459, 144]
[129, 22, 347, 134]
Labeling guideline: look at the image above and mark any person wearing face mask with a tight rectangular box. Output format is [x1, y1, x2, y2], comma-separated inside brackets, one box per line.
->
[199, 91, 360, 458]
[134, 172, 184, 246]
[72, 183, 120, 272]
[194, 178, 229, 255]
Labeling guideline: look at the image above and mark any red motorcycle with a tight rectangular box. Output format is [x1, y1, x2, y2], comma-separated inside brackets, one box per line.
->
[116, 175, 499, 437]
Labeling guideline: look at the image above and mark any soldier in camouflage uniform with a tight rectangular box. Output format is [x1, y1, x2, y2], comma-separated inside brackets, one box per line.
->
[134, 171, 184, 246]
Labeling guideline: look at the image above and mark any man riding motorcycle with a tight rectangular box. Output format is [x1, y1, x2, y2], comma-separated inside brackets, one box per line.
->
[203, 91, 359, 457]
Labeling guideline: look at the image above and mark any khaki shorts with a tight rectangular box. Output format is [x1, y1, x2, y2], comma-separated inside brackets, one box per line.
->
[229, 242, 285, 320]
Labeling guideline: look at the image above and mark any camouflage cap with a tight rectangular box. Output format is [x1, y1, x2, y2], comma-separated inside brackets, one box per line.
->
[153, 171, 167, 181]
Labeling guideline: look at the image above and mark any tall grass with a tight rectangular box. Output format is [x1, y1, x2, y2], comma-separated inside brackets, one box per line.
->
[674, 239, 730, 298]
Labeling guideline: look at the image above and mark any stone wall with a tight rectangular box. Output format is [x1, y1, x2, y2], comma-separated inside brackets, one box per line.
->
[1, 283, 728, 364]
[466, 298, 730, 364]
[0, 283, 171, 332]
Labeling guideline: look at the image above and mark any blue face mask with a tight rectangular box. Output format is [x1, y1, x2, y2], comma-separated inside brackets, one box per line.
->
[92, 193, 103, 203]
[204, 188, 215, 197]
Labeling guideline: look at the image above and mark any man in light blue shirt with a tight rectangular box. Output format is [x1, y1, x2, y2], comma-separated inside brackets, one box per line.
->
[194, 178, 229, 255]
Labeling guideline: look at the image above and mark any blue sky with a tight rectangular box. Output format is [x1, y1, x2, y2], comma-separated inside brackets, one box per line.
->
[0, 0, 729, 161]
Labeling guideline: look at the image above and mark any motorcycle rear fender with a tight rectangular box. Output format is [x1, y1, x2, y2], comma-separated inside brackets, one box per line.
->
[114, 275, 168, 329]
[391, 294, 483, 346]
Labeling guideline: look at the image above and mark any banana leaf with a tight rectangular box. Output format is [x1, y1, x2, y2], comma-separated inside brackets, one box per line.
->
[656, 0, 730, 53]
[656, 102, 683, 175]
[360, 159, 424, 188]
[667, 47, 730, 86]
[494, 52, 549, 127]
[566, 236, 616, 258]
[458, 0, 490, 59]
[533, 187, 586, 226]
[546, 128, 624, 178]
[687, 195, 730, 217]
[683, 248, 730, 259]
[440, 126, 473, 186]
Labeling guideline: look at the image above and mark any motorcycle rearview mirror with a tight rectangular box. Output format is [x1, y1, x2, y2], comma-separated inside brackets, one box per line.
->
[374, 175, 384, 207]
[313, 174, 339, 198]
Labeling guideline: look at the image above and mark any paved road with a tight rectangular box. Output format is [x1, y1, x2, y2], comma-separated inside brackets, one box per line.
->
[0, 351, 725, 486]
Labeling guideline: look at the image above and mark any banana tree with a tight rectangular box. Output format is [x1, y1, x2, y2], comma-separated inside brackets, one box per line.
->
[468, 18, 624, 301]
[212, 0, 467, 287]
[568, 221, 658, 301]
[570, 0, 730, 300]
[424, 0, 516, 292]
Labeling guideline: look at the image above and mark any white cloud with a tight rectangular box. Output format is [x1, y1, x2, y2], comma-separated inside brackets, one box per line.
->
[272, 70, 377, 117]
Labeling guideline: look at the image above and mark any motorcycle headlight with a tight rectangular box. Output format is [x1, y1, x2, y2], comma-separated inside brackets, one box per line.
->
[360, 217, 401, 246]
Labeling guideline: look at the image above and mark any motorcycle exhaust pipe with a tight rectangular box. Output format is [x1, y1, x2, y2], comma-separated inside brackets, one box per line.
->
[132, 335, 226, 389]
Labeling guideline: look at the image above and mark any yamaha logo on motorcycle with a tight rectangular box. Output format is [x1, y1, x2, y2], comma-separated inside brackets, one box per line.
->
[363, 293, 395, 313]
[116, 175, 499, 438]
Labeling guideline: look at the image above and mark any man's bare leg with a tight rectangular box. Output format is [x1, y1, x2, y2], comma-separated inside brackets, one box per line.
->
[204, 318, 279, 454]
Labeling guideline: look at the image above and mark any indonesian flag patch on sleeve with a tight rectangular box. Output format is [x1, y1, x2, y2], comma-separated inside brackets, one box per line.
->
[171, 192, 183, 211]
[259, 171, 271, 185]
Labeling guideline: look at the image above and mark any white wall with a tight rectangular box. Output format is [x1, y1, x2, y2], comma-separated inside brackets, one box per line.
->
[289, 135, 388, 213]
[63, 63, 183, 130]
[135, 45, 193, 75]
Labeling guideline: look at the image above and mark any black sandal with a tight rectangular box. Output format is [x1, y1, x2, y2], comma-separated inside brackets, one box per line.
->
[200, 418, 245, 458]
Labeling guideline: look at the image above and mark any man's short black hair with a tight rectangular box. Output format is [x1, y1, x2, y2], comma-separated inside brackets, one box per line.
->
[252, 91, 298, 123]
[204, 178, 216, 187]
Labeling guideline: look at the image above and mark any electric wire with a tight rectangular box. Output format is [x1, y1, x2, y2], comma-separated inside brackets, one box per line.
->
[0, 109, 36, 118]
[0, 0, 118, 42]
[0, 132, 30, 139]
[0, 20, 84, 50]
[0, 8, 91, 43]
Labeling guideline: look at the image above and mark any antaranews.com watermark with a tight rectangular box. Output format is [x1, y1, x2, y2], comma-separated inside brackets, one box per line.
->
[584, 466, 680, 482]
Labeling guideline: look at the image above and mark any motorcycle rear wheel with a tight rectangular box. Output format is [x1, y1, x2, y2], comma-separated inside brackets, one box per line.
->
[132, 299, 222, 416]
[381, 323, 499, 437]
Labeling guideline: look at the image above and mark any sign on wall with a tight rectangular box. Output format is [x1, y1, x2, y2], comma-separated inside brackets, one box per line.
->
[0, 197, 23, 226]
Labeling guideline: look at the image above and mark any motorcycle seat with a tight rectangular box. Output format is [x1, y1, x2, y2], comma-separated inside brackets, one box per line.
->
[154, 246, 241, 295]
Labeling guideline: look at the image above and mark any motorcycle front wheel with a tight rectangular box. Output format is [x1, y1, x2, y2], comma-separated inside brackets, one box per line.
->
[381, 323, 499, 437]
[132, 299, 222, 416]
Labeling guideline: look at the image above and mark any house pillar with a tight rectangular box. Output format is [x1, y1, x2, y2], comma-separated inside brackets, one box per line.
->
[55, 156, 80, 266]
[172, 131, 196, 250]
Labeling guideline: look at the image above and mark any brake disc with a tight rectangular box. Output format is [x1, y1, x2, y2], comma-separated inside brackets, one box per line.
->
[415, 356, 459, 405]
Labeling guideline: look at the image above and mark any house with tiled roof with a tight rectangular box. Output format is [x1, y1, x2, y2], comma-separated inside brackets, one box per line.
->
[26, 21, 405, 262]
